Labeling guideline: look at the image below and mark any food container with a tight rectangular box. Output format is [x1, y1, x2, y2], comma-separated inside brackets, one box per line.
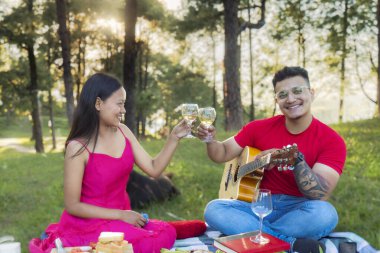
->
[0, 242, 21, 253]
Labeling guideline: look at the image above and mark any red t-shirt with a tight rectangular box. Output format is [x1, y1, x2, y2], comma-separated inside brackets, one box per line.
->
[234, 115, 346, 196]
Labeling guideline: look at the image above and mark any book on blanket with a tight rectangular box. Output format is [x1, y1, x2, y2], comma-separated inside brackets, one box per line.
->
[213, 231, 290, 253]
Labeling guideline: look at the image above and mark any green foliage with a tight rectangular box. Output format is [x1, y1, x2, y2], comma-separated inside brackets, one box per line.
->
[138, 0, 167, 24]
[69, 0, 177, 31]
[69, 0, 124, 20]
[349, 0, 376, 33]
[314, 0, 370, 68]
[0, 0, 62, 118]
[147, 52, 214, 124]
[271, 0, 312, 40]
[97, 48, 214, 131]
[0, 59, 31, 116]
[175, 1, 223, 39]
[0, 117, 379, 253]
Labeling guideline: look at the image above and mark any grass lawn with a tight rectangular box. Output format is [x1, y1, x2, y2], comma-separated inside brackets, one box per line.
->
[0, 117, 379, 253]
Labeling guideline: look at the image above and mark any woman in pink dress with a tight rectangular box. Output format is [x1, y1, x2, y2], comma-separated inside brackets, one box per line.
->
[29, 73, 190, 253]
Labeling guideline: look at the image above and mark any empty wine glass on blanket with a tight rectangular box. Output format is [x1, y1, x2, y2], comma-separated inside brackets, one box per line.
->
[250, 189, 273, 244]
[181, 103, 199, 138]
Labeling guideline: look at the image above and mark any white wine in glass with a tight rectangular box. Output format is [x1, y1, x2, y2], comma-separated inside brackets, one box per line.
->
[181, 103, 199, 138]
[198, 107, 216, 142]
[250, 189, 273, 244]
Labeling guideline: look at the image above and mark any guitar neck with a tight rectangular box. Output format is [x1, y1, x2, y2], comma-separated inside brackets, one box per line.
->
[237, 154, 271, 179]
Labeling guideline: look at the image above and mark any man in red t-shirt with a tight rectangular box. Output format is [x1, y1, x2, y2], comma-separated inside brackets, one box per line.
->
[197, 66, 346, 253]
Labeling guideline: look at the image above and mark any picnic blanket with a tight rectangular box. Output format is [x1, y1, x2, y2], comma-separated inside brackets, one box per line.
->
[172, 227, 222, 252]
[32, 224, 379, 253]
[171, 227, 380, 253]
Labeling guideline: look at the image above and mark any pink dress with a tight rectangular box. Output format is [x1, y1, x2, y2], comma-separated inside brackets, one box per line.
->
[29, 129, 176, 253]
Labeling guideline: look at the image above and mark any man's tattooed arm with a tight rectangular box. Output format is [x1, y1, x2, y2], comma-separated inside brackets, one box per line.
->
[293, 160, 330, 200]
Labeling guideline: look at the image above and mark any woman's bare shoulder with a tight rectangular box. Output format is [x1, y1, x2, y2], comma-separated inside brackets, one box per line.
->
[65, 139, 89, 158]
[119, 124, 134, 137]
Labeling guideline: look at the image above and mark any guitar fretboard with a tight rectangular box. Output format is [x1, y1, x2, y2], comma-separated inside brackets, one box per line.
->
[237, 154, 271, 180]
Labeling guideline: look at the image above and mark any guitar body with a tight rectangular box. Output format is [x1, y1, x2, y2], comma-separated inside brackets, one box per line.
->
[218, 147, 264, 203]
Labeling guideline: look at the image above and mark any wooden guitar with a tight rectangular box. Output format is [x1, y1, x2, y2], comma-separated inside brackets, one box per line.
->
[218, 145, 298, 203]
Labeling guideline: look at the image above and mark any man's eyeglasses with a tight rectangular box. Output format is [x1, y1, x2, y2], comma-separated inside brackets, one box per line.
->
[275, 86, 310, 100]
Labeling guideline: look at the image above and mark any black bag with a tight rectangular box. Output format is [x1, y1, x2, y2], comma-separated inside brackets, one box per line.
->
[320, 232, 378, 253]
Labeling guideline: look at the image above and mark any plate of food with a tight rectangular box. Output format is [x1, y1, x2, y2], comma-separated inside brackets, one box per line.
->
[51, 232, 134, 253]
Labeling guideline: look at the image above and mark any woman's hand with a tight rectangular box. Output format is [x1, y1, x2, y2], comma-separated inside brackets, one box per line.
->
[119, 210, 148, 228]
[171, 119, 192, 140]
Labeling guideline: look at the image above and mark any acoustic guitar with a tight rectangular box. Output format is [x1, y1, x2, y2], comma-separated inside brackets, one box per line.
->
[218, 145, 298, 203]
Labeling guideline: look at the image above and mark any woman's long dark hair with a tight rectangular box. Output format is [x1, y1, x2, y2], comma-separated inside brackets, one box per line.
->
[65, 73, 123, 156]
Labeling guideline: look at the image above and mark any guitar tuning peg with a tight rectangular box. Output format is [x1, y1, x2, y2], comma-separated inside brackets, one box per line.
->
[283, 165, 288, 171]
[288, 166, 294, 170]
[286, 144, 291, 149]
[293, 143, 297, 147]
[278, 165, 282, 171]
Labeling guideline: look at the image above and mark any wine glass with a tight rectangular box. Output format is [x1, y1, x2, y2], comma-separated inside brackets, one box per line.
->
[198, 107, 216, 142]
[250, 189, 273, 244]
[181, 103, 199, 138]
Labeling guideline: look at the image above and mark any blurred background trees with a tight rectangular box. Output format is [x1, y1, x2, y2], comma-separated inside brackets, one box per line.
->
[0, 0, 378, 153]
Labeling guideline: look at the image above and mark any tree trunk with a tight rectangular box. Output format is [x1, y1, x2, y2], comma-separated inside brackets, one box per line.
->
[137, 42, 143, 138]
[141, 116, 146, 137]
[136, 112, 141, 138]
[47, 43, 57, 150]
[76, 37, 83, 104]
[142, 45, 149, 138]
[377, 0, 380, 116]
[223, 0, 243, 131]
[296, 0, 306, 68]
[105, 37, 112, 72]
[338, 0, 348, 123]
[297, 31, 306, 68]
[302, 34, 306, 68]
[74, 37, 86, 103]
[26, 0, 44, 153]
[248, 1, 255, 121]
[123, 0, 138, 134]
[27, 43, 44, 153]
[82, 39, 86, 94]
[211, 33, 217, 110]
[48, 89, 57, 149]
[56, 0, 74, 126]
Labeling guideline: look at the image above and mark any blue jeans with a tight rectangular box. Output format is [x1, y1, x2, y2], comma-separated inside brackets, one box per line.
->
[204, 195, 338, 245]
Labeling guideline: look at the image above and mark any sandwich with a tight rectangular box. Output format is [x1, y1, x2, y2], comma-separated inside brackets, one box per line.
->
[95, 232, 133, 253]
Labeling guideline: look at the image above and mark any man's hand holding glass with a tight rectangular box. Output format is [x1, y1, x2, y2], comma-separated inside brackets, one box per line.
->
[197, 107, 216, 143]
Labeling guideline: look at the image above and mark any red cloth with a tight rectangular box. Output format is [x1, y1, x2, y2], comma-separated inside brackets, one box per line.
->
[234, 115, 346, 196]
[167, 220, 207, 239]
